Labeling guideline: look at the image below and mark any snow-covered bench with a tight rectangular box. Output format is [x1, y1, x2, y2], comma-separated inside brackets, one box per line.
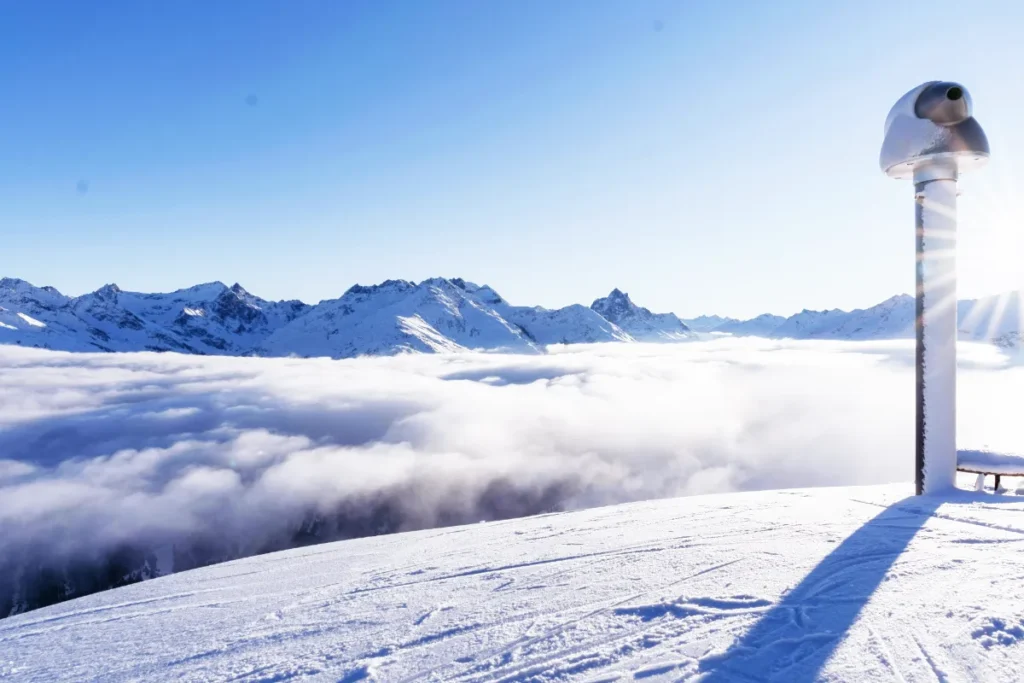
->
[957, 450, 1024, 492]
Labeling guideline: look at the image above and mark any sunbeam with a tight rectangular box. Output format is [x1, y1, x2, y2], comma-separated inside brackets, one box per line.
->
[984, 291, 1014, 342]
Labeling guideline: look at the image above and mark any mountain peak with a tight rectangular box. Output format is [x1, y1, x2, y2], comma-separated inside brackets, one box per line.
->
[229, 283, 248, 296]
[608, 288, 629, 301]
[591, 289, 690, 341]
[345, 279, 416, 297]
[591, 289, 638, 316]
[450, 278, 504, 305]
[0, 277, 34, 290]
[95, 283, 121, 298]
[185, 282, 228, 294]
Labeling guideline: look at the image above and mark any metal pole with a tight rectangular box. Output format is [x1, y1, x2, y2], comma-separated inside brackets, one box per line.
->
[880, 80, 988, 494]
[914, 164, 958, 494]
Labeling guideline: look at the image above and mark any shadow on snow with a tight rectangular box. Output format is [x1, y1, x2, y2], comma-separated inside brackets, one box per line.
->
[697, 493, 1009, 682]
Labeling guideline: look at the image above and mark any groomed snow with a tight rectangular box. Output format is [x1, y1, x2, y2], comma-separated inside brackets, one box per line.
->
[4, 483, 1024, 682]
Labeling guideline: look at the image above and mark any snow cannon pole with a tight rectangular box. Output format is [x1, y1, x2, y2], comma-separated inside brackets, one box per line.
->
[914, 163, 958, 495]
[880, 82, 989, 495]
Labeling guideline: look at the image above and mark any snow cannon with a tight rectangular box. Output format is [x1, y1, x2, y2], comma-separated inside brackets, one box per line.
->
[880, 82, 989, 180]
[880, 82, 989, 496]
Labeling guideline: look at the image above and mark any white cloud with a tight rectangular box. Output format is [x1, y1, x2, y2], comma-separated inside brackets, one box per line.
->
[0, 339, 1020, 580]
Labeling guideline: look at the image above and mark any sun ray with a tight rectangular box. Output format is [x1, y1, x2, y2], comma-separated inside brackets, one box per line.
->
[917, 248, 957, 262]
[1011, 292, 1024, 346]
[925, 288, 960, 318]
[915, 228, 958, 241]
[915, 263, 960, 294]
[983, 291, 1012, 342]
[917, 197, 960, 222]
[959, 291, 995, 333]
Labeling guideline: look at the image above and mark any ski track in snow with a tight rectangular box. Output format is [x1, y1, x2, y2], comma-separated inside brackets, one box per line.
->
[4, 483, 1024, 681]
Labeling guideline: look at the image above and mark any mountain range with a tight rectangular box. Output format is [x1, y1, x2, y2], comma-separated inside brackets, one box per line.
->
[1, 276, 1022, 356]
[684, 293, 1024, 348]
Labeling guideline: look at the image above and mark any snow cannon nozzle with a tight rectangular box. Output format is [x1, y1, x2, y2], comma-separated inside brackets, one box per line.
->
[880, 80, 989, 181]
[914, 82, 970, 126]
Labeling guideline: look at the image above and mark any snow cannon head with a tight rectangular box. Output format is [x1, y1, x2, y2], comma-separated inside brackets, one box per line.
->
[880, 81, 989, 181]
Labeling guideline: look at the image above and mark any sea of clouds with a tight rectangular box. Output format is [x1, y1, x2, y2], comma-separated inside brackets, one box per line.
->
[1, 338, 1021, 591]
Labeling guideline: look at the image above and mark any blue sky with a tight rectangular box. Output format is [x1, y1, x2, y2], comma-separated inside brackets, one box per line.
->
[2, 1, 1021, 318]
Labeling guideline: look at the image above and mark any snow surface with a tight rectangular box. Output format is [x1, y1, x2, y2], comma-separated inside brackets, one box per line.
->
[5, 483, 1024, 682]
[15, 313, 45, 328]
[957, 449, 1024, 475]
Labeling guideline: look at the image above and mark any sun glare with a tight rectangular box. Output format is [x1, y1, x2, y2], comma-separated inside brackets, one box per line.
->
[955, 160, 1024, 341]
[959, 164, 1024, 299]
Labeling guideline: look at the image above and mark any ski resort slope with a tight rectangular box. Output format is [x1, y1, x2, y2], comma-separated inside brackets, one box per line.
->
[4, 483, 1024, 682]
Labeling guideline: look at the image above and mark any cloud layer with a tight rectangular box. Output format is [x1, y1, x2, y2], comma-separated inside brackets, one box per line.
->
[1, 339, 1021, 613]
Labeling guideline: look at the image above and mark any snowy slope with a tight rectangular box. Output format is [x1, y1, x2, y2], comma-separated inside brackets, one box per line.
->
[0, 278, 109, 351]
[73, 282, 310, 355]
[258, 278, 644, 358]
[451, 279, 633, 345]
[681, 314, 738, 333]
[259, 279, 540, 358]
[705, 291, 1024, 345]
[591, 289, 692, 341]
[0, 278, 309, 354]
[718, 299, 918, 342]
[817, 294, 916, 340]
[713, 313, 788, 337]
[771, 308, 851, 339]
[503, 303, 634, 345]
[5, 483, 1024, 682]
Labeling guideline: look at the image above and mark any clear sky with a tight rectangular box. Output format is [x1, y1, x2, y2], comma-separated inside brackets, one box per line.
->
[1, 1, 1022, 318]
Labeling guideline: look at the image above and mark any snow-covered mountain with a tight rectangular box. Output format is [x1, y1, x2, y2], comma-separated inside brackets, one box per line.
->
[0, 278, 309, 354]
[713, 313, 788, 337]
[259, 278, 540, 358]
[772, 308, 852, 339]
[461, 280, 632, 346]
[258, 278, 638, 358]
[680, 314, 738, 333]
[698, 291, 1024, 346]
[591, 288, 692, 341]
[5, 483, 1024, 682]
[77, 282, 311, 355]
[4, 275, 1024, 356]
[0, 278, 96, 351]
[0, 277, 642, 358]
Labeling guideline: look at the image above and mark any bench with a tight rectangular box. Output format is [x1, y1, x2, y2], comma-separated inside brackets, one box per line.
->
[957, 449, 1024, 492]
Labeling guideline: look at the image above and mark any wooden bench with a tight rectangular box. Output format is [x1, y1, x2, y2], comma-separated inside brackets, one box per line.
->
[957, 449, 1024, 492]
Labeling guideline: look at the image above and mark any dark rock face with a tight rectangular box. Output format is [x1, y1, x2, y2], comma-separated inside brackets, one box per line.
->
[591, 288, 634, 320]
[212, 289, 266, 328]
[591, 289, 691, 340]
